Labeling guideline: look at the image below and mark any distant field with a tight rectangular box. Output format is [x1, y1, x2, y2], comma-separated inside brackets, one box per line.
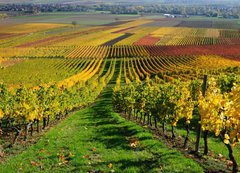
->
[0, 13, 140, 26]
[0, 17, 239, 49]
[1, 12, 239, 29]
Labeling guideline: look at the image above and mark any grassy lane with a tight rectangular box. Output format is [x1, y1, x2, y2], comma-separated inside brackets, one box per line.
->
[0, 79, 204, 173]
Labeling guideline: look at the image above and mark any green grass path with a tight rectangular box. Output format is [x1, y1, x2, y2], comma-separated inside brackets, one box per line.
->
[0, 82, 204, 173]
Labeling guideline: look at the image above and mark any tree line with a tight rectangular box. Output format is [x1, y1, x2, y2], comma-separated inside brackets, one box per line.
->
[0, 4, 239, 19]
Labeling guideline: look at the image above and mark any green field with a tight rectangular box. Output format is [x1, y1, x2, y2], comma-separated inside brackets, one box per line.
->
[0, 12, 140, 26]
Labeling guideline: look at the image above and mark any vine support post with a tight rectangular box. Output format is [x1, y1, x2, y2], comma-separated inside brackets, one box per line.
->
[195, 74, 207, 153]
[12, 125, 21, 146]
[140, 112, 143, 123]
[149, 115, 152, 126]
[154, 117, 158, 129]
[128, 109, 132, 120]
[42, 117, 47, 130]
[162, 120, 166, 136]
[24, 122, 32, 141]
[184, 121, 190, 148]
[226, 143, 238, 173]
[30, 123, 33, 136]
[143, 113, 146, 124]
[171, 125, 175, 139]
[36, 119, 40, 133]
[203, 130, 209, 155]
[220, 132, 238, 173]
[47, 115, 50, 126]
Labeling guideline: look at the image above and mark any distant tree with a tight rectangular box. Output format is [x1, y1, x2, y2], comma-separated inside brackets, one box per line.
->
[71, 21, 77, 28]
[0, 13, 7, 20]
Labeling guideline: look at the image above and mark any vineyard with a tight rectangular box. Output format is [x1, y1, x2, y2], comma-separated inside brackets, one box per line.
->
[0, 17, 240, 172]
